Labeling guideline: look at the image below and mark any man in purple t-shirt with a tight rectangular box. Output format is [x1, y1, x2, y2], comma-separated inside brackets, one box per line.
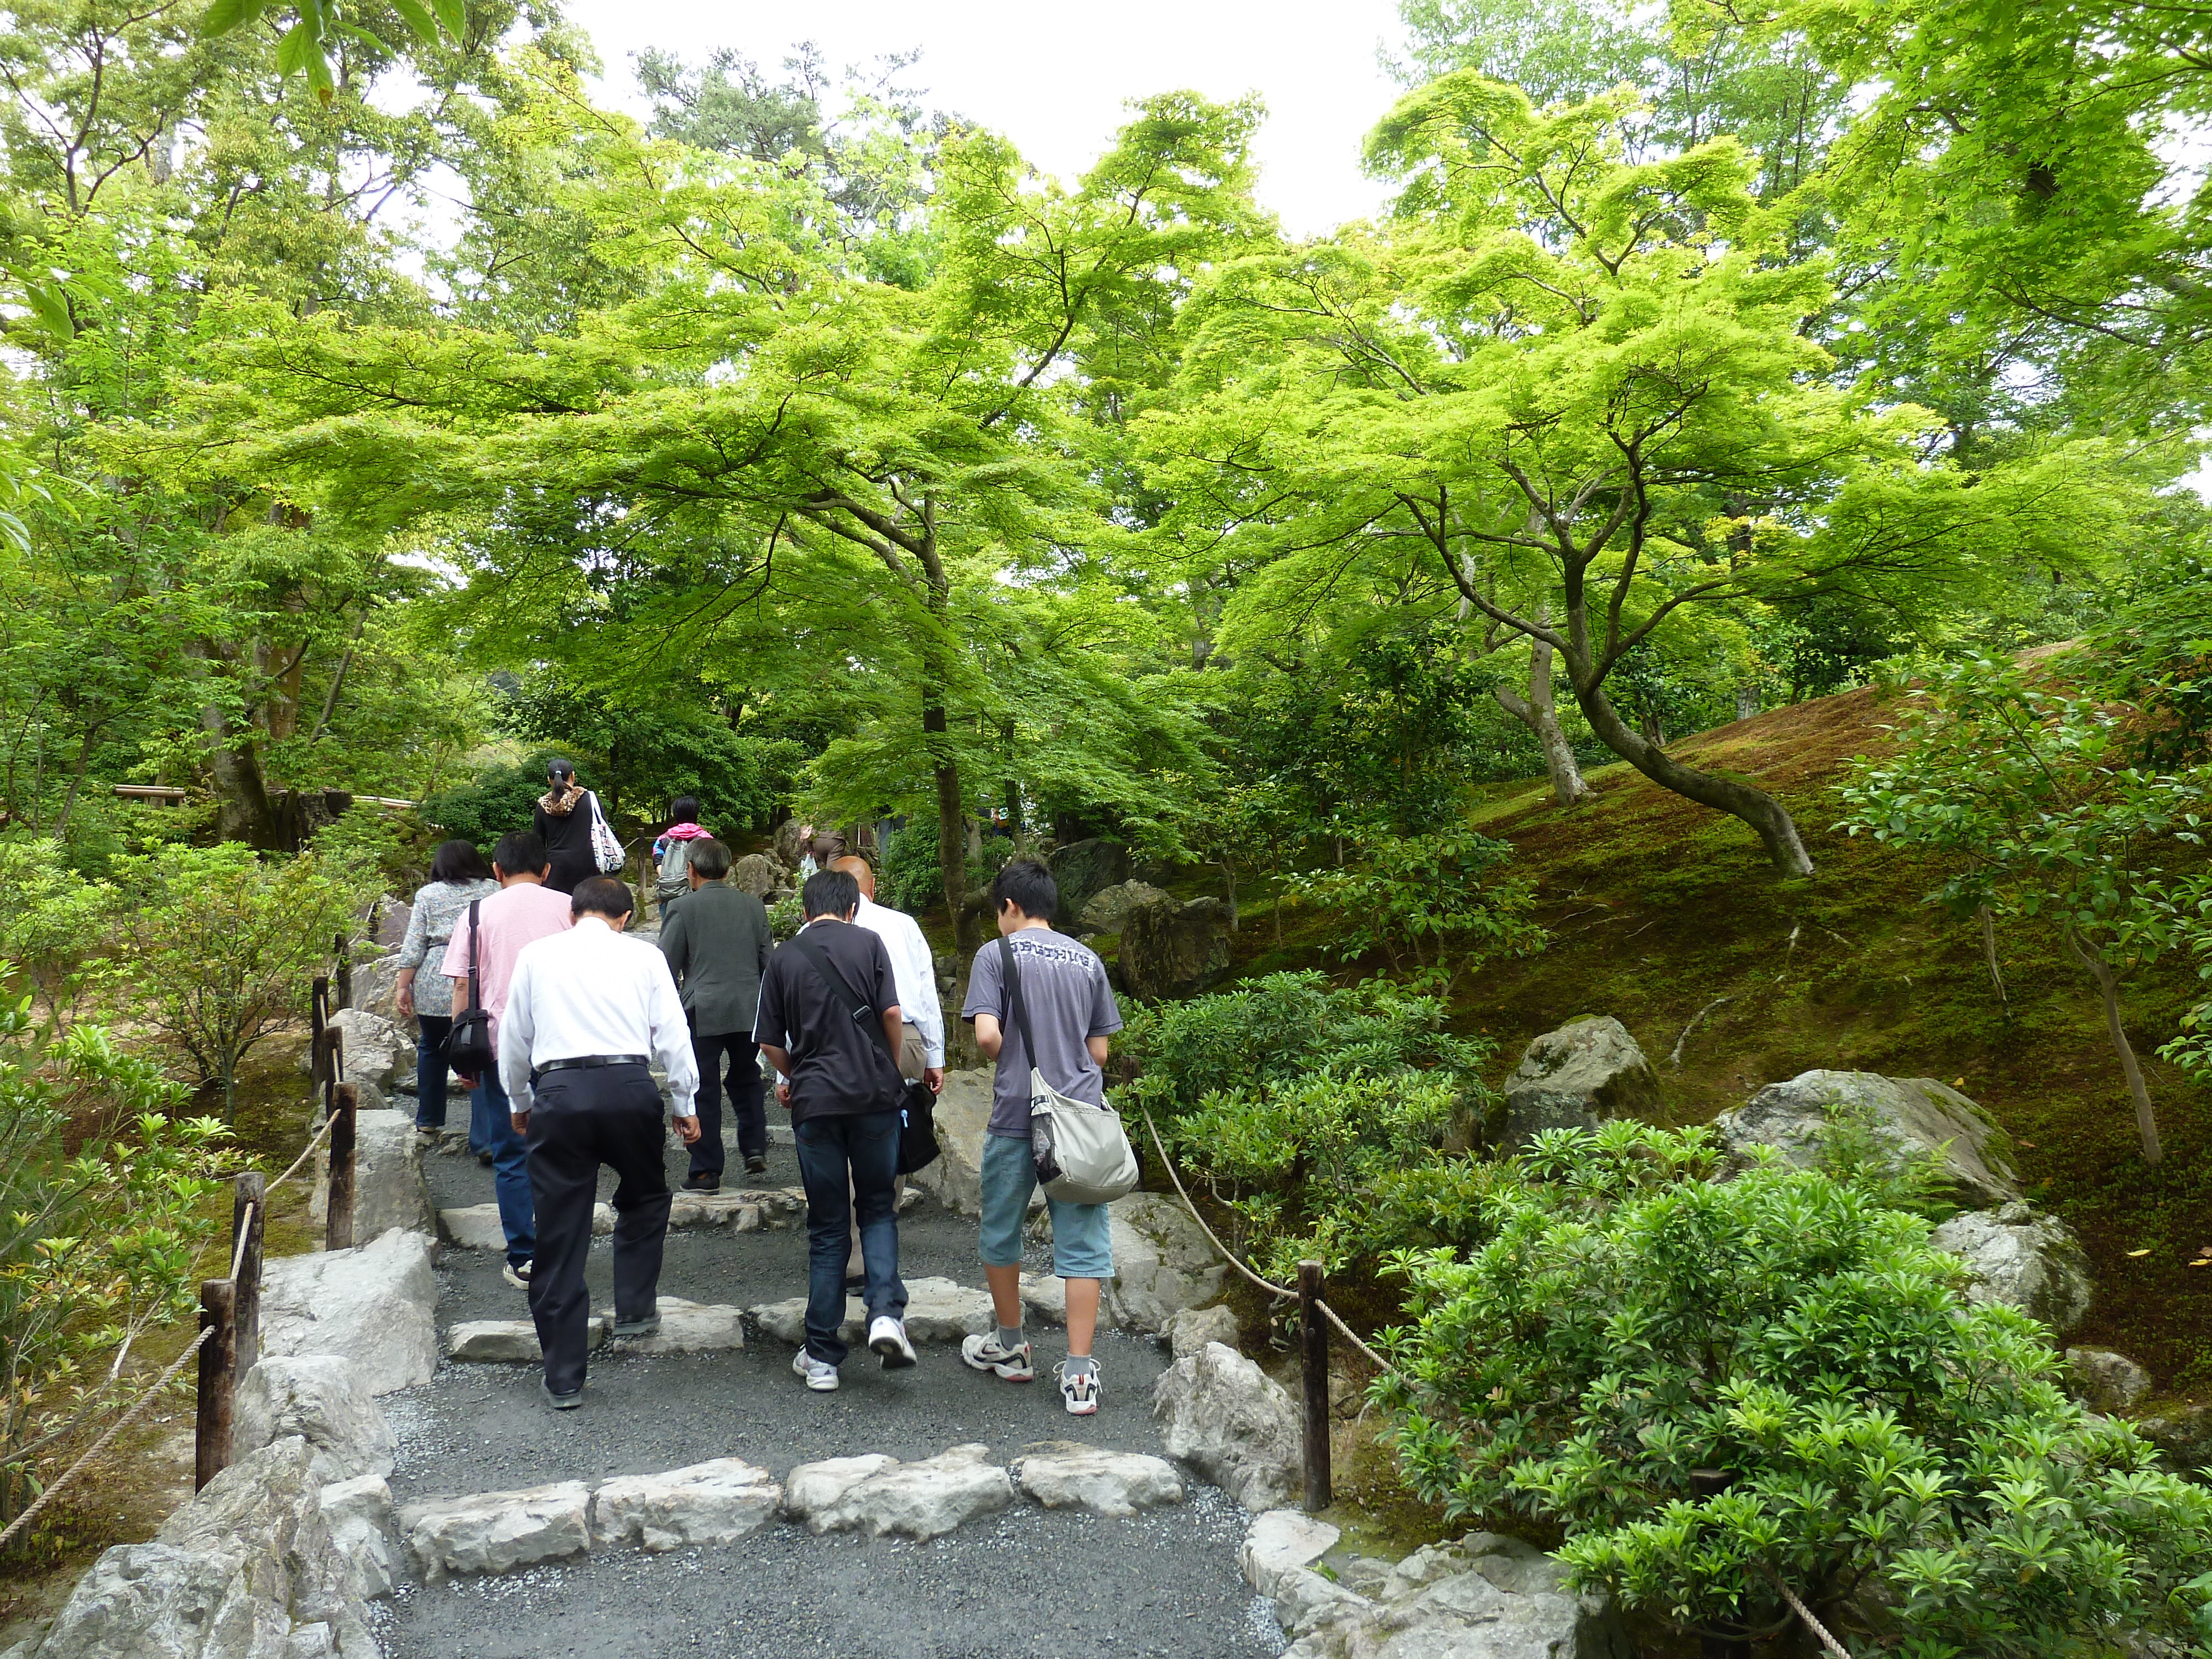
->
[958, 859, 1123, 1416]
[441, 828, 572, 1288]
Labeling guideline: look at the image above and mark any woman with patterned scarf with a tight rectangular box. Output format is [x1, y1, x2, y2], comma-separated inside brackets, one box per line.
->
[532, 758, 603, 895]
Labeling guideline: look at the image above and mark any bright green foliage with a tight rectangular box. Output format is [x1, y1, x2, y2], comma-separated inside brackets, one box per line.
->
[0, 840, 119, 1026]
[200, 0, 462, 105]
[1289, 828, 1546, 999]
[1144, 75, 2145, 873]
[1121, 971, 1492, 1118]
[116, 844, 371, 1117]
[1837, 655, 2212, 1162]
[1176, 1071, 1470, 1281]
[1122, 973, 1496, 1275]
[0, 983, 234, 1527]
[1378, 1124, 2212, 1655]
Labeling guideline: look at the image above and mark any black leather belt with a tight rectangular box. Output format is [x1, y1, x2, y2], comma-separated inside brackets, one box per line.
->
[531, 1053, 649, 1083]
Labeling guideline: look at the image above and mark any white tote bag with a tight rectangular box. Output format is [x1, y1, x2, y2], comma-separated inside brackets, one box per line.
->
[1000, 936, 1139, 1206]
[585, 790, 625, 873]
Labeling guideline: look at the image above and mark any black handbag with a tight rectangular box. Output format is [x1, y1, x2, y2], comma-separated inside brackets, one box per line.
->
[790, 932, 941, 1175]
[443, 900, 498, 1081]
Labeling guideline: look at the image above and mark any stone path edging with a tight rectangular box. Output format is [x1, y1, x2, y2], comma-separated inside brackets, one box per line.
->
[379, 1440, 1188, 1584]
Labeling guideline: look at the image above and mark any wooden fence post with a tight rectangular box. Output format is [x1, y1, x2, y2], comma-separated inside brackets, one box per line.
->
[310, 975, 331, 1092]
[231, 1171, 265, 1371]
[334, 931, 352, 1011]
[326, 1083, 357, 1252]
[194, 1279, 237, 1492]
[1299, 1259, 1332, 1514]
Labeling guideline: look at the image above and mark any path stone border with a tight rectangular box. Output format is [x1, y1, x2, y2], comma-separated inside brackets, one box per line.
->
[377, 1440, 1199, 1583]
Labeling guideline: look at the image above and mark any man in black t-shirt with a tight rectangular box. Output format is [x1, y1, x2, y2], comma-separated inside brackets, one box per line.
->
[754, 868, 912, 1390]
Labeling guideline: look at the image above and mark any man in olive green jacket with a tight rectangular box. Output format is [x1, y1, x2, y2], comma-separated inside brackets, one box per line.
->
[659, 838, 774, 1188]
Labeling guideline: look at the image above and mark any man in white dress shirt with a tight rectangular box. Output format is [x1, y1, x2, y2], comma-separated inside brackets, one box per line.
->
[831, 855, 945, 1091]
[500, 877, 701, 1409]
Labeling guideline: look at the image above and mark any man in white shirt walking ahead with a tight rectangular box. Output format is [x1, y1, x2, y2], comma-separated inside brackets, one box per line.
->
[829, 854, 946, 1277]
[500, 877, 701, 1410]
[830, 854, 946, 1091]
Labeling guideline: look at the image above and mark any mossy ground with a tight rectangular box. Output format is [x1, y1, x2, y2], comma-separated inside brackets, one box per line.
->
[1204, 686, 2212, 1394]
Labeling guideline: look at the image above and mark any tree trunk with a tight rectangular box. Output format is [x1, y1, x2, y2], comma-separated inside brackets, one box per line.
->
[925, 699, 975, 956]
[2065, 926, 2161, 1164]
[1572, 675, 1814, 874]
[1494, 639, 1593, 807]
[1978, 904, 2008, 1015]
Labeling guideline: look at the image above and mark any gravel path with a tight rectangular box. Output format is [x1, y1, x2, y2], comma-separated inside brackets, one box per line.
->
[372, 1120, 1282, 1659]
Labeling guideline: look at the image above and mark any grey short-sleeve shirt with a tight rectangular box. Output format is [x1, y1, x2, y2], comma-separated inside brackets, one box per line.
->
[963, 928, 1124, 1139]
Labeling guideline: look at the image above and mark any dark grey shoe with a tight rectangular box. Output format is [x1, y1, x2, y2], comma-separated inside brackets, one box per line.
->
[542, 1380, 582, 1411]
[613, 1315, 661, 1339]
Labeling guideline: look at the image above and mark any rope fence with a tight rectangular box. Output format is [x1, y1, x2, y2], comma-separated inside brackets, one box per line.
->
[2, 971, 362, 1553]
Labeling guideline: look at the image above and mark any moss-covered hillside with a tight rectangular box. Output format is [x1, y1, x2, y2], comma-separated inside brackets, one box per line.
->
[1219, 686, 2212, 1394]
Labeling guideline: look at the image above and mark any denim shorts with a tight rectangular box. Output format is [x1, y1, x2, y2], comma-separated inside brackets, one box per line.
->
[979, 1131, 1115, 1279]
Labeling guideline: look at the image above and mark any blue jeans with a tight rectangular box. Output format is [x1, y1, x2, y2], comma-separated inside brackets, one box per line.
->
[474, 1069, 536, 1268]
[414, 1015, 457, 1130]
[793, 1110, 905, 1365]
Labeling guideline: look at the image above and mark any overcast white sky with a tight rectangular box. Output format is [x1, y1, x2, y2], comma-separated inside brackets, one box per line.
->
[557, 0, 1412, 239]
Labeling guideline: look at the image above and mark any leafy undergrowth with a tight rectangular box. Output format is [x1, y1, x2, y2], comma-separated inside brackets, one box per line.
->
[1214, 687, 2212, 1395]
[0, 1039, 321, 1639]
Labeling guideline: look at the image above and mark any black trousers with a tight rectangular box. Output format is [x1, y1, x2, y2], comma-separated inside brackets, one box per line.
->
[690, 1026, 765, 1175]
[524, 1063, 670, 1395]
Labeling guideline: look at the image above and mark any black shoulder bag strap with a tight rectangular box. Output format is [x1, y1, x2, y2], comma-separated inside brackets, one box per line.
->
[997, 934, 1045, 1085]
[791, 930, 901, 1071]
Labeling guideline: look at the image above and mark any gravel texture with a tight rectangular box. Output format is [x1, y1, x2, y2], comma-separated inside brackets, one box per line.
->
[379, 1124, 1280, 1657]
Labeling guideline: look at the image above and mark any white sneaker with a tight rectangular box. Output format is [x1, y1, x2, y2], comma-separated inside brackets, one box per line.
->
[960, 1332, 1035, 1381]
[502, 1260, 533, 1290]
[868, 1315, 917, 1370]
[790, 1348, 839, 1391]
[1056, 1361, 1100, 1416]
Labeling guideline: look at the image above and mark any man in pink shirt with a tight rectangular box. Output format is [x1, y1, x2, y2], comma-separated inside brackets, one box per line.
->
[442, 829, 573, 1288]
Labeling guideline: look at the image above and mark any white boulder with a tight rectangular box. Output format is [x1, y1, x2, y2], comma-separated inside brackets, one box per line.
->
[233, 1355, 394, 1484]
[261, 1228, 438, 1395]
[2067, 1347, 2154, 1415]
[444, 1318, 607, 1363]
[437, 1204, 505, 1251]
[605, 1298, 745, 1354]
[319, 1474, 400, 1600]
[1500, 1016, 1661, 1145]
[1106, 1193, 1225, 1334]
[330, 1009, 415, 1091]
[592, 1458, 780, 1551]
[1152, 1341, 1303, 1512]
[34, 1438, 377, 1659]
[1167, 1303, 1240, 1359]
[1013, 1442, 1184, 1516]
[1274, 1568, 1375, 1641]
[782, 1444, 1013, 1542]
[313, 1109, 433, 1243]
[906, 1071, 1003, 1218]
[747, 1276, 993, 1346]
[1241, 1509, 1340, 1596]
[1931, 1202, 2094, 1333]
[396, 1480, 593, 1582]
[1715, 1070, 2020, 1207]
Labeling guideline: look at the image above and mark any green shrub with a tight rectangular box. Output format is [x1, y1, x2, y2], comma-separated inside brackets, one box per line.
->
[878, 817, 1005, 917]
[1287, 829, 1546, 998]
[1377, 1124, 2212, 1657]
[1, 979, 234, 1529]
[1121, 971, 1489, 1115]
[418, 755, 572, 851]
[116, 844, 372, 1118]
[0, 838, 119, 1026]
[1121, 973, 1495, 1276]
